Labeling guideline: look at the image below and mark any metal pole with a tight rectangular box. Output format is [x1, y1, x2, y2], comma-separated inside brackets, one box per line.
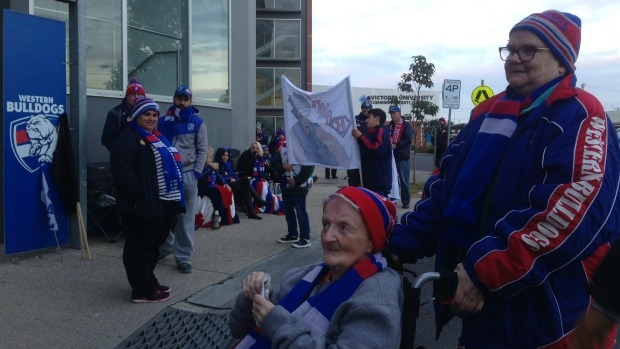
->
[447, 108, 452, 143]
[67, 0, 87, 249]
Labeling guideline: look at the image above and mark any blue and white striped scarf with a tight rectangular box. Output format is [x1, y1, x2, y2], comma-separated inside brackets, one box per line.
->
[235, 253, 388, 349]
[130, 122, 185, 208]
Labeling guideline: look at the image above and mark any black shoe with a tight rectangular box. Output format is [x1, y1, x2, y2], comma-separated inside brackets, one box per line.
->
[177, 263, 192, 273]
[247, 211, 262, 220]
[292, 239, 311, 248]
[332, 176, 338, 179]
[312, 175, 319, 183]
[277, 234, 299, 243]
[255, 198, 267, 208]
[157, 253, 168, 263]
[402, 204, 410, 209]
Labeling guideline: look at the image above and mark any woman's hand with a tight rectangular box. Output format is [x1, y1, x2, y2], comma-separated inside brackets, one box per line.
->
[452, 263, 484, 314]
[283, 163, 293, 171]
[252, 294, 275, 327]
[242, 271, 266, 300]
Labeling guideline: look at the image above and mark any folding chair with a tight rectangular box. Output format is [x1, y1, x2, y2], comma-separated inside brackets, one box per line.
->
[87, 162, 122, 242]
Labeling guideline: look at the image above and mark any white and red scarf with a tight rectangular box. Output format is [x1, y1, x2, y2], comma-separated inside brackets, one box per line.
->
[391, 119, 403, 146]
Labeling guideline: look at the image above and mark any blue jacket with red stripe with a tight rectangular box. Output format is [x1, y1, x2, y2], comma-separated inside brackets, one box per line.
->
[388, 75, 620, 348]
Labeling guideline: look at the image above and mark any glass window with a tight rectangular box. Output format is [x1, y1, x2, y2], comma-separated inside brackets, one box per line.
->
[34, 0, 123, 91]
[192, 0, 230, 104]
[257, 0, 301, 10]
[127, 0, 186, 96]
[257, 116, 285, 142]
[256, 19, 300, 59]
[256, 68, 300, 107]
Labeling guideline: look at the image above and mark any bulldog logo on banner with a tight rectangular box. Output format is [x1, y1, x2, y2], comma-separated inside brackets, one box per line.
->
[10, 114, 59, 173]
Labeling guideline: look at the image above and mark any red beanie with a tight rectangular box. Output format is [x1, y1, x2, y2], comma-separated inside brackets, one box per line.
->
[125, 77, 146, 97]
[335, 186, 396, 253]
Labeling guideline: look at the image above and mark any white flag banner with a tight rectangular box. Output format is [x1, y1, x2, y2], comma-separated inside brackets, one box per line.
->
[281, 75, 360, 169]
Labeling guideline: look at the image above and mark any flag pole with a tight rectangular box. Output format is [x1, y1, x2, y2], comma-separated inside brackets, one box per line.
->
[76, 202, 91, 260]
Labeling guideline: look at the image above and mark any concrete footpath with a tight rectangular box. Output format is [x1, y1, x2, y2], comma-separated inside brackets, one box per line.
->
[0, 168, 456, 349]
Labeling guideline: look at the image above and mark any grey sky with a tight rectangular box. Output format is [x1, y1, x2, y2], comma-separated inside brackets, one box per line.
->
[312, 0, 620, 124]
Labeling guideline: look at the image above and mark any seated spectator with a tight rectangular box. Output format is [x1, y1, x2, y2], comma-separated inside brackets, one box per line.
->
[268, 127, 286, 156]
[236, 141, 273, 220]
[229, 186, 403, 349]
[196, 147, 240, 227]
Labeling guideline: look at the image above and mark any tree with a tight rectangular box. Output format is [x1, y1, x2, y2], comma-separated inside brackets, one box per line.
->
[397, 55, 439, 123]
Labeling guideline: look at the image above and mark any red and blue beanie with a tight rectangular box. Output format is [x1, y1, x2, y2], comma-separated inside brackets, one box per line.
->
[131, 96, 160, 121]
[335, 186, 397, 253]
[510, 10, 581, 73]
[125, 77, 146, 96]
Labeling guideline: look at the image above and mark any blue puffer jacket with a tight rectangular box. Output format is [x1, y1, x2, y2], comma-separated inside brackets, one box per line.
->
[388, 74, 620, 349]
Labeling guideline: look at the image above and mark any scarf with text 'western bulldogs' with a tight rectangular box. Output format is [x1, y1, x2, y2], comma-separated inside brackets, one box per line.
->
[234, 253, 388, 349]
[130, 122, 185, 208]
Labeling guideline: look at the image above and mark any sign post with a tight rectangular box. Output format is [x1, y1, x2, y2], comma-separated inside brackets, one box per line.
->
[442, 79, 461, 145]
[471, 80, 494, 106]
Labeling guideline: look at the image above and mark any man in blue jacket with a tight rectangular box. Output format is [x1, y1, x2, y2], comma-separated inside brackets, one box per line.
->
[157, 86, 209, 274]
[388, 105, 413, 208]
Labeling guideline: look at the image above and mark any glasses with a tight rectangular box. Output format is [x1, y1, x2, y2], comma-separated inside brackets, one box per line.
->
[499, 46, 551, 62]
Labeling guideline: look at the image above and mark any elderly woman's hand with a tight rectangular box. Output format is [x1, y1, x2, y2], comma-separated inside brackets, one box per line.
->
[252, 293, 275, 326]
[452, 263, 485, 314]
[242, 271, 267, 300]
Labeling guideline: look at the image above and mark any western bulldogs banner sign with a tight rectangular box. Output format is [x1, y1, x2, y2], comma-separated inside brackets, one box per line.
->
[3, 10, 68, 254]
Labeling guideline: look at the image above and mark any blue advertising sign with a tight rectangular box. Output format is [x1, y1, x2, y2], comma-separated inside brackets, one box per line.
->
[3, 10, 68, 254]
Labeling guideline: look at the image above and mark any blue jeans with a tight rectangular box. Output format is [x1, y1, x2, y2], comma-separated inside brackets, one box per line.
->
[282, 192, 310, 240]
[160, 171, 198, 265]
[396, 159, 410, 205]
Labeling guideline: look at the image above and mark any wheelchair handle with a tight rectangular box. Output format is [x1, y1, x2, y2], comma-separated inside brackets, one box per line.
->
[412, 271, 459, 303]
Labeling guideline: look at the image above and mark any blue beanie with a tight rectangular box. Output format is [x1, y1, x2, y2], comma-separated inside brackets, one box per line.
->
[131, 96, 160, 120]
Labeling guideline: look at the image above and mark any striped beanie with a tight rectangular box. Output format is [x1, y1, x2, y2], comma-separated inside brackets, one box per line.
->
[510, 10, 581, 72]
[125, 77, 146, 96]
[335, 186, 396, 253]
[131, 96, 160, 121]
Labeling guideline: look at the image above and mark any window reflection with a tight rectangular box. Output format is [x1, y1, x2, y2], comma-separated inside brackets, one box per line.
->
[34, 0, 122, 91]
[257, 0, 301, 10]
[192, 0, 230, 104]
[256, 68, 300, 107]
[257, 19, 300, 59]
[127, 0, 185, 96]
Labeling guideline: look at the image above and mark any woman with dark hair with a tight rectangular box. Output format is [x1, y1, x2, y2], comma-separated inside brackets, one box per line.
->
[110, 97, 184, 303]
[197, 147, 241, 227]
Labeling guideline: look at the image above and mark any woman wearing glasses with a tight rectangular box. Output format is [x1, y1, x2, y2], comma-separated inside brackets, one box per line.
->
[387, 10, 620, 349]
[111, 97, 185, 303]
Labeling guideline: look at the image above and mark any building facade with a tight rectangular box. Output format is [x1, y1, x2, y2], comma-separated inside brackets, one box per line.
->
[0, 0, 311, 243]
